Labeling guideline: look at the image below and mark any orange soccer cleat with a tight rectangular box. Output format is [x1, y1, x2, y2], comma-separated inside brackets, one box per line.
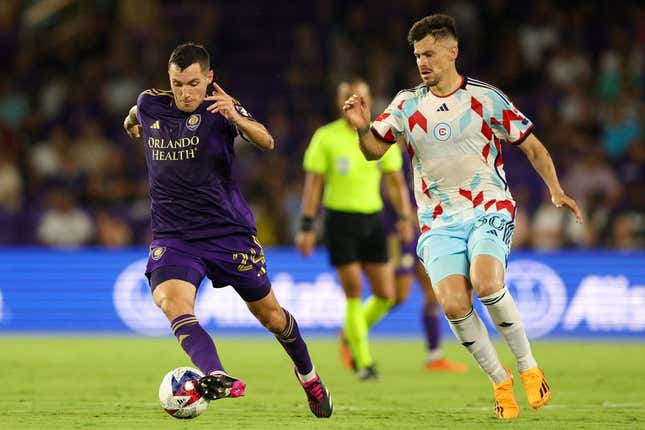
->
[493, 368, 520, 419]
[520, 367, 551, 409]
[424, 358, 467, 373]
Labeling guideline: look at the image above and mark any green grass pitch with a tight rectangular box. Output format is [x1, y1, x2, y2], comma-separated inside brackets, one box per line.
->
[1, 337, 643, 429]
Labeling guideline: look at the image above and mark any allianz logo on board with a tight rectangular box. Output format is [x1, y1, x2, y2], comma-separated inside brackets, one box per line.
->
[563, 275, 645, 332]
[113, 258, 645, 337]
[112, 258, 346, 336]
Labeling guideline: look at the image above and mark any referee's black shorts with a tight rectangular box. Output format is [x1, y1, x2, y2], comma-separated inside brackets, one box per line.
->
[323, 209, 388, 267]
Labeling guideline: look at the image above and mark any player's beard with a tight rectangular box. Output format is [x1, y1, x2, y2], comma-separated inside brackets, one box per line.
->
[421, 72, 440, 87]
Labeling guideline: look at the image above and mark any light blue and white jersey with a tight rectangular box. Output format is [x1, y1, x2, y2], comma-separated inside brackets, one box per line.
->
[371, 76, 534, 234]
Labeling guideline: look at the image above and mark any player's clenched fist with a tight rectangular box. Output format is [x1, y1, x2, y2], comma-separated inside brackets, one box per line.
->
[342, 94, 371, 131]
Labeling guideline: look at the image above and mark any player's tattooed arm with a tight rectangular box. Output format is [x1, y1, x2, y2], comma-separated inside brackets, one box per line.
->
[123, 105, 141, 139]
[518, 133, 583, 224]
[205, 82, 275, 150]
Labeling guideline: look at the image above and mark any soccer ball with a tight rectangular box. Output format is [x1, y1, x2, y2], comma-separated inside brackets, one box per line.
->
[159, 366, 209, 419]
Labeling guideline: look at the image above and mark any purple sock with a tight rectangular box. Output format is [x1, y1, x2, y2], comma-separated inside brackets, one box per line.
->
[274, 308, 314, 375]
[422, 303, 441, 351]
[171, 314, 225, 375]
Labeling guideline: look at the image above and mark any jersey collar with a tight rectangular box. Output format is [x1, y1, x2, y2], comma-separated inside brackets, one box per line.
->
[428, 75, 466, 98]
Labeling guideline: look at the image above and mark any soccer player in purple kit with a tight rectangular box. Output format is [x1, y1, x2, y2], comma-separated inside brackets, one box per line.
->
[123, 42, 332, 418]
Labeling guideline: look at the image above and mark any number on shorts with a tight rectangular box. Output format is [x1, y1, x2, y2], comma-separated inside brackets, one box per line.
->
[232, 236, 267, 276]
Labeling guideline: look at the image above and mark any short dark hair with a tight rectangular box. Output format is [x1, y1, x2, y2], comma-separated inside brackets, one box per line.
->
[407, 14, 458, 45]
[168, 42, 210, 72]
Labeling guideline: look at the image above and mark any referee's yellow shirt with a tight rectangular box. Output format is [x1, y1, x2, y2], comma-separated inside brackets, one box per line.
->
[303, 118, 402, 214]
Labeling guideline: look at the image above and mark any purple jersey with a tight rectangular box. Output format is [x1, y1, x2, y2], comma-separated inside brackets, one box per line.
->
[136, 89, 256, 240]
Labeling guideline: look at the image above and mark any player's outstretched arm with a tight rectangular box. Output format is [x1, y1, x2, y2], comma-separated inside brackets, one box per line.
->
[205, 83, 274, 151]
[295, 172, 324, 257]
[518, 134, 583, 224]
[343, 94, 391, 160]
[123, 105, 141, 139]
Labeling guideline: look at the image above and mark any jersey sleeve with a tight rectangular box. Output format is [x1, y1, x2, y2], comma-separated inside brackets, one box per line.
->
[379, 141, 403, 173]
[135, 91, 151, 123]
[371, 92, 409, 144]
[302, 127, 328, 174]
[136, 89, 172, 123]
[487, 91, 534, 145]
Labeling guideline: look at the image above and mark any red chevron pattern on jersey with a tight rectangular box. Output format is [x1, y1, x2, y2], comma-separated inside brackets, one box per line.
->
[459, 189, 485, 207]
[471, 96, 483, 117]
[432, 203, 443, 219]
[484, 199, 516, 218]
[421, 178, 431, 198]
[375, 112, 390, 122]
[408, 110, 428, 132]
[494, 138, 504, 166]
[370, 77, 533, 231]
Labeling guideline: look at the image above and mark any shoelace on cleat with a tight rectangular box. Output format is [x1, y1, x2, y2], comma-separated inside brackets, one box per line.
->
[303, 378, 324, 401]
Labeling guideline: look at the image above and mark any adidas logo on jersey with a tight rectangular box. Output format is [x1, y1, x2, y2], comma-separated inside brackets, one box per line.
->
[436, 103, 449, 112]
[150, 120, 160, 129]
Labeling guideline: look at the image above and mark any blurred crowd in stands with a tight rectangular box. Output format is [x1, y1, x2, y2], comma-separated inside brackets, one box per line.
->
[0, 0, 643, 249]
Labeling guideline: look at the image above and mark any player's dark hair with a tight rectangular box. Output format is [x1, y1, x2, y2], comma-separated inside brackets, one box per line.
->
[407, 14, 458, 45]
[168, 42, 210, 72]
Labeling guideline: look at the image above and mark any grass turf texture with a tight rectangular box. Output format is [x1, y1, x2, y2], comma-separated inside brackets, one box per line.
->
[1, 338, 643, 429]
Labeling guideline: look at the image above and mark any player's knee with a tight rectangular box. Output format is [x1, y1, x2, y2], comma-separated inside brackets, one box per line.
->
[440, 296, 472, 320]
[257, 307, 285, 333]
[154, 294, 191, 320]
[375, 290, 395, 302]
[471, 275, 504, 297]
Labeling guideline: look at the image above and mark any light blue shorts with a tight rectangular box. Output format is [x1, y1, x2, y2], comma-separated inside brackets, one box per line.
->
[416, 213, 515, 284]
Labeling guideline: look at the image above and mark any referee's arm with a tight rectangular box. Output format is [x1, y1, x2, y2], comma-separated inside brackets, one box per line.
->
[295, 171, 324, 257]
[300, 172, 324, 220]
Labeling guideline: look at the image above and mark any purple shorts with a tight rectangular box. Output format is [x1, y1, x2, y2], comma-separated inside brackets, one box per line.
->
[387, 233, 420, 276]
[145, 235, 271, 302]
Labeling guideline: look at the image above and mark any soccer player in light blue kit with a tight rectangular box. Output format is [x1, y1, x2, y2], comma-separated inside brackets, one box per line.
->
[343, 15, 582, 419]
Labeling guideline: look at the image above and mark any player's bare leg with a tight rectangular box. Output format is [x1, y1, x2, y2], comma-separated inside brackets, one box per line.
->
[394, 272, 414, 305]
[471, 254, 549, 409]
[247, 290, 332, 417]
[417, 263, 466, 372]
[434, 272, 518, 418]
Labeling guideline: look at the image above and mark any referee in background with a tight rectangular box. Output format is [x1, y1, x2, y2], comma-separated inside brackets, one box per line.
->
[295, 79, 413, 380]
